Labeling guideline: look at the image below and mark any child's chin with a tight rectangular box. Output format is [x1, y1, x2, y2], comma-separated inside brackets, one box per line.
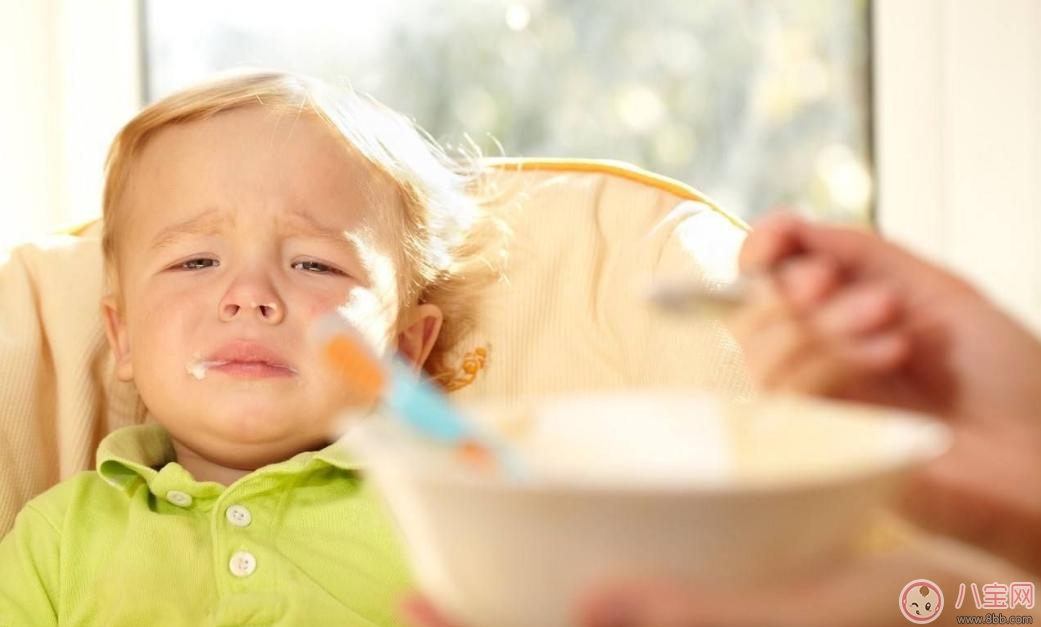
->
[210, 410, 324, 445]
[178, 392, 337, 449]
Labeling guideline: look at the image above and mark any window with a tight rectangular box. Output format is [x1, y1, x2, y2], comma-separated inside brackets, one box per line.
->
[144, 0, 872, 221]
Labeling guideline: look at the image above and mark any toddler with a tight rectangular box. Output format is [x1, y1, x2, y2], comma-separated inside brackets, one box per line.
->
[0, 70, 499, 626]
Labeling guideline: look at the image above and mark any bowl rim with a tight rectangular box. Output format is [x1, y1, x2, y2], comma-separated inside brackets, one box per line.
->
[347, 391, 954, 497]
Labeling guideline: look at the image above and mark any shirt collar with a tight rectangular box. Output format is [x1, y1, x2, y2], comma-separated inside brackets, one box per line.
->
[97, 424, 364, 498]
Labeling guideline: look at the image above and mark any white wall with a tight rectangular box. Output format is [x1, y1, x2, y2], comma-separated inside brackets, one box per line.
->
[874, 0, 1041, 333]
[0, 0, 141, 251]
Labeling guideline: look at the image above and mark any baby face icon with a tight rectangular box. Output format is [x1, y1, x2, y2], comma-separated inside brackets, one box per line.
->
[906, 586, 938, 618]
[900, 580, 944, 623]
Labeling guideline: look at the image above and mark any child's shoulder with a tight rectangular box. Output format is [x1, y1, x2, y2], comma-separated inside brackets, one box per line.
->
[21, 470, 128, 532]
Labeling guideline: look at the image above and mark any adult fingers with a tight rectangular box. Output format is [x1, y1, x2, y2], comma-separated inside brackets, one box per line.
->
[809, 281, 902, 339]
[727, 278, 816, 389]
[774, 255, 842, 311]
[738, 212, 805, 274]
[776, 332, 910, 396]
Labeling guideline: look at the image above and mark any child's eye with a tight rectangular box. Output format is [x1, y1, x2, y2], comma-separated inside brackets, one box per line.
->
[177, 258, 219, 271]
[292, 260, 344, 275]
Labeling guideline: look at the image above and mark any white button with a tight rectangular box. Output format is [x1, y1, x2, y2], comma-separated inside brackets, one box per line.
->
[228, 551, 257, 577]
[226, 505, 252, 527]
[166, 490, 193, 507]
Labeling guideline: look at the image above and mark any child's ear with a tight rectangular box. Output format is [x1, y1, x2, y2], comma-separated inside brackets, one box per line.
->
[396, 303, 443, 370]
[101, 295, 134, 381]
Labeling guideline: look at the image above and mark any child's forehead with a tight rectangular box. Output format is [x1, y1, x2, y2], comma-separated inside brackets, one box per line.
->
[124, 107, 404, 237]
[140, 107, 397, 201]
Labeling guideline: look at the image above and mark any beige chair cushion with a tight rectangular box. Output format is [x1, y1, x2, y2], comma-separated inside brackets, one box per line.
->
[0, 222, 143, 534]
[444, 160, 751, 401]
[0, 159, 751, 535]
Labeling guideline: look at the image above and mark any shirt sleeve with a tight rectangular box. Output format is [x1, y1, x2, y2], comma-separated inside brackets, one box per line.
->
[0, 504, 60, 626]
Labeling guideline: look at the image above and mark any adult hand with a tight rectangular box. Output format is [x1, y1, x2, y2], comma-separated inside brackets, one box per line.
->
[729, 212, 1041, 572]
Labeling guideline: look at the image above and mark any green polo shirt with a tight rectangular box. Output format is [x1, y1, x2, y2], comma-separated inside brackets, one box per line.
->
[0, 424, 413, 626]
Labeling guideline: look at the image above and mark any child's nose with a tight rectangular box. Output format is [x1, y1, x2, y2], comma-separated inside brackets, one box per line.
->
[219, 280, 286, 325]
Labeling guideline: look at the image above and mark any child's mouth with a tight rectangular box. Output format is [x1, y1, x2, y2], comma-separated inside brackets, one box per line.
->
[208, 360, 298, 379]
[186, 358, 299, 380]
[187, 342, 300, 380]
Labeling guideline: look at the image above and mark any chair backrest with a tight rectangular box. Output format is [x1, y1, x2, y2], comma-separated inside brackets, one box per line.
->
[443, 159, 751, 401]
[0, 158, 751, 534]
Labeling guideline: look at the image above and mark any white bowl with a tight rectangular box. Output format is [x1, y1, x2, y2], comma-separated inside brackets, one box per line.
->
[345, 391, 951, 627]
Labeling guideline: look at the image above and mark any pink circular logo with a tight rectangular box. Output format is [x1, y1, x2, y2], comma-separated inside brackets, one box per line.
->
[900, 579, 944, 623]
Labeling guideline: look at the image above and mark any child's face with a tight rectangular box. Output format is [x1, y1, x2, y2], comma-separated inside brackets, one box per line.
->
[102, 106, 439, 468]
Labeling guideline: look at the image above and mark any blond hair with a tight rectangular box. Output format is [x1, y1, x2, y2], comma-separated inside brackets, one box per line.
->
[102, 70, 505, 382]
